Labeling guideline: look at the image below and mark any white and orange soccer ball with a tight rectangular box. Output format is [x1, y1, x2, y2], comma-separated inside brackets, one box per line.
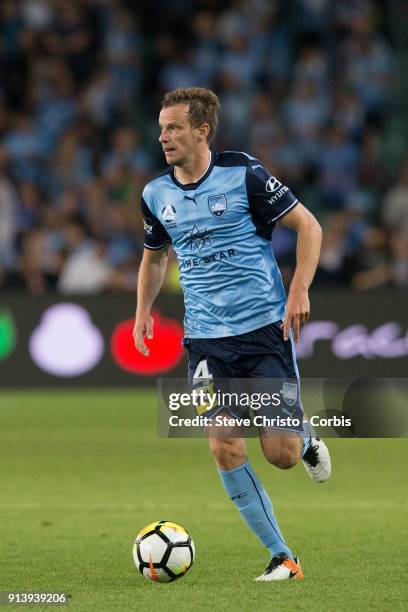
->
[133, 520, 195, 583]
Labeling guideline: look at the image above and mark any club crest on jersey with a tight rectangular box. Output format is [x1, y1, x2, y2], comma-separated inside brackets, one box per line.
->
[208, 194, 227, 218]
[281, 382, 298, 406]
[162, 204, 177, 228]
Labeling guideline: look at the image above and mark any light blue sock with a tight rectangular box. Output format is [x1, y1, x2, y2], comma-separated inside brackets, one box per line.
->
[218, 460, 293, 559]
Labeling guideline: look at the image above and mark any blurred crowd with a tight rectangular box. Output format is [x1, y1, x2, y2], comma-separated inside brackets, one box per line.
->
[0, 0, 407, 294]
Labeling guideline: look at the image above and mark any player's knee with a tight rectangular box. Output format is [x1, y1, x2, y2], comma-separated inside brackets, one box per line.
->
[209, 438, 246, 470]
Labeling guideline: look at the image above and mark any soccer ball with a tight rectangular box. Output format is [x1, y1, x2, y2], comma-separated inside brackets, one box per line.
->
[133, 520, 195, 583]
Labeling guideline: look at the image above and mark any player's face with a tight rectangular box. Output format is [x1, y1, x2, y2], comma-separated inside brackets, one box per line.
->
[159, 104, 202, 167]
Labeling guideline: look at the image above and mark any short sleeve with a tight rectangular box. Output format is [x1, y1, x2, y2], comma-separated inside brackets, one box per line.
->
[246, 162, 298, 238]
[141, 197, 171, 250]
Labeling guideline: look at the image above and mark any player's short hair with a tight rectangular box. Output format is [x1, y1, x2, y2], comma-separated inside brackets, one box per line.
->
[161, 87, 220, 142]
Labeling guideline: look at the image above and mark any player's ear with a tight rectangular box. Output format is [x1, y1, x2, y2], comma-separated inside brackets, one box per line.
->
[198, 123, 210, 142]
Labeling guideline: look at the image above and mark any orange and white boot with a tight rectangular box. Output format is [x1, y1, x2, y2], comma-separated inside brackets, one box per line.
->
[255, 553, 304, 581]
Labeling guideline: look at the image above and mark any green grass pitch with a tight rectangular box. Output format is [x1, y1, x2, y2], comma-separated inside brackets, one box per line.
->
[0, 389, 407, 611]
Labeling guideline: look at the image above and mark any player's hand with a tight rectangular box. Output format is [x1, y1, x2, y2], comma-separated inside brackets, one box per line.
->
[281, 287, 310, 343]
[133, 313, 154, 356]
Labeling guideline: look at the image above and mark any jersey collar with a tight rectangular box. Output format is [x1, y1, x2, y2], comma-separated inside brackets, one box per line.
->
[170, 150, 215, 191]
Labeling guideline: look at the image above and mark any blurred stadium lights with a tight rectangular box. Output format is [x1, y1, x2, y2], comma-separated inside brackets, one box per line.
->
[0, 292, 406, 386]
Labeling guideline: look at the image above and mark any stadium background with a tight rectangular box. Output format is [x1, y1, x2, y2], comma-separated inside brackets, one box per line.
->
[0, 1, 407, 611]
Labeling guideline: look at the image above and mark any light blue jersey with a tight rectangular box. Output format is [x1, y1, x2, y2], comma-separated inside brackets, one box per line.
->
[141, 151, 298, 338]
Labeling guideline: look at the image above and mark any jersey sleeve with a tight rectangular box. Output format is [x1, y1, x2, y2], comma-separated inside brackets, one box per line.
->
[246, 162, 298, 238]
[141, 196, 171, 250]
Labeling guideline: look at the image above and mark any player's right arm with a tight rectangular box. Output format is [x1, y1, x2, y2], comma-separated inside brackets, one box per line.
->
[134, 245, 170, 356]
[134, 193, 172, 355]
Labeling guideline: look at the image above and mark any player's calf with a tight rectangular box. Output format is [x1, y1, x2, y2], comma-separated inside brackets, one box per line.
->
[260, 433, 303, 470]
[207, 434, 247, 471]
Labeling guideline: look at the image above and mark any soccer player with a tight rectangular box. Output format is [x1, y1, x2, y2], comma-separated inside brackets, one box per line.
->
[134, 87, 331, 581]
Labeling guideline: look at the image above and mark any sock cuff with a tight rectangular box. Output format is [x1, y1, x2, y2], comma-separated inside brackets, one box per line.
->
[218, 459, 249, 477]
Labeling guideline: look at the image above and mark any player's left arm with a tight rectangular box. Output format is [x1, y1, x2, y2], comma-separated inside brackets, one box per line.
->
[245, 160, 322, 342]
[278, 203, 322, 342]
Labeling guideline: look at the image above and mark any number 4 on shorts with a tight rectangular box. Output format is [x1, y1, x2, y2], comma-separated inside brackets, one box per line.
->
[193, 359, 213, 380]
